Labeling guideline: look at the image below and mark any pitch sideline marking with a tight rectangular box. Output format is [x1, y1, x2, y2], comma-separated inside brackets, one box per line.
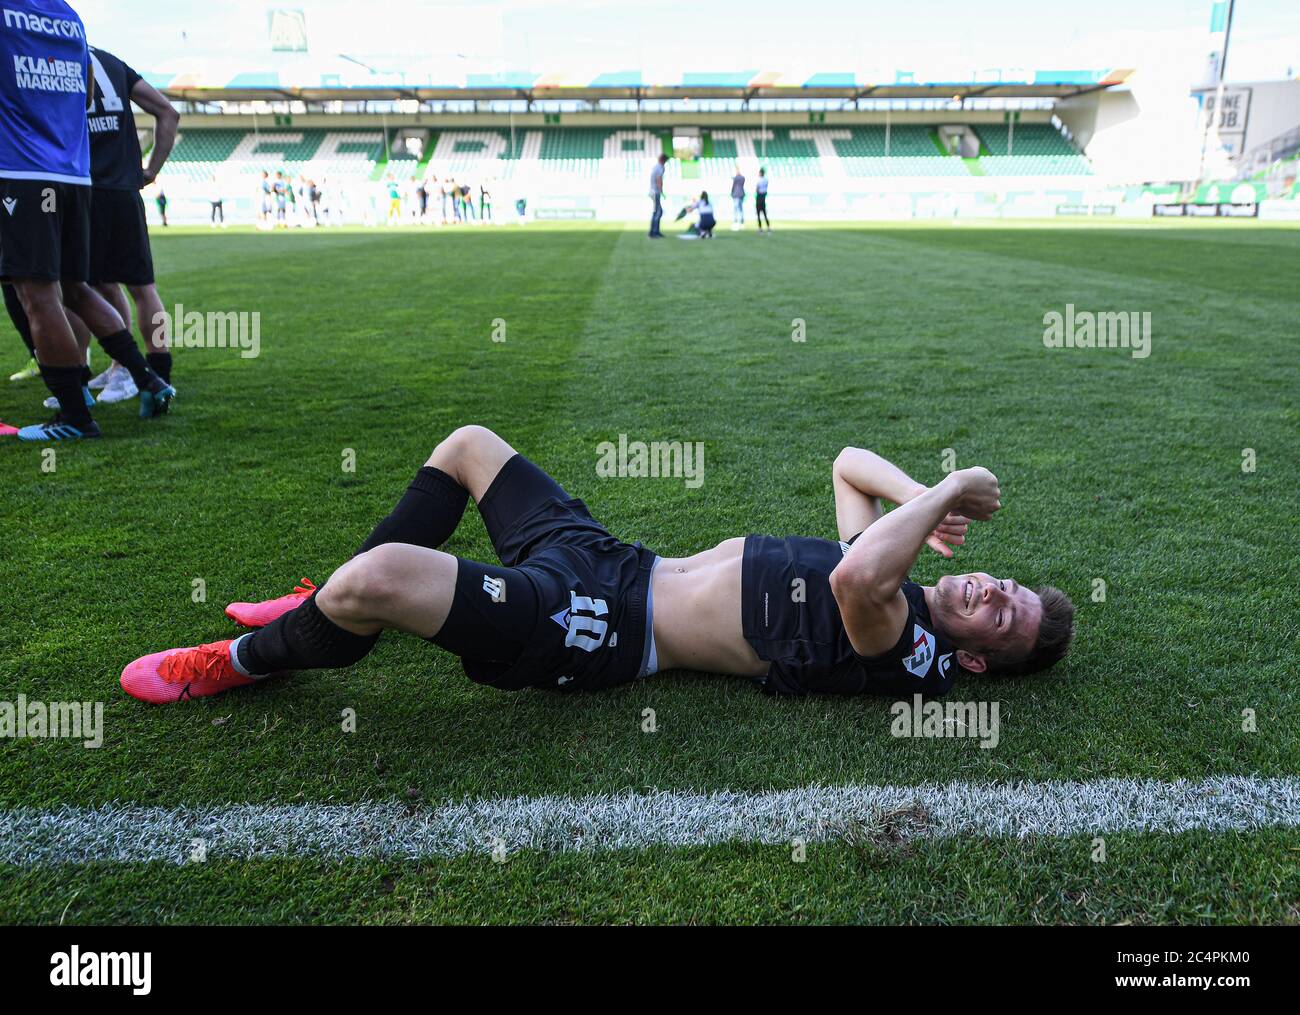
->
[2, 775, 1298, 865]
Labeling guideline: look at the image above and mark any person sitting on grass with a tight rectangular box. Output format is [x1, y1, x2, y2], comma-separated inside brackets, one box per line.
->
[681, 191, 722, 239]
[121, 426, 1075, 705]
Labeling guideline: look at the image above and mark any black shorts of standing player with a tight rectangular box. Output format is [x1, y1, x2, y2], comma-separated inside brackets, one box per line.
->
[0, 179, 91, 283]
[87, 187, 155, 286]
[429, 455, 660, 692]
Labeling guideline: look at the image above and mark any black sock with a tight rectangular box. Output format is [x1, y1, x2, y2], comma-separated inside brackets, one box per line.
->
[356, 466, 468, 555]
[3, 283, 36, 357]
[146, 351, 172, 384]
[38, 363, 94, 428]
[236, 594, 379, 676]
[96, 329, 159, 392]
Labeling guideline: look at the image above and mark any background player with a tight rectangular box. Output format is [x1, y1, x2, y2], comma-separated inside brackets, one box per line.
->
[83, 44, 179, 399]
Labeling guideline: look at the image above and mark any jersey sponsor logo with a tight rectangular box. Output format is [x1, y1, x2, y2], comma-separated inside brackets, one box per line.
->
[2, 196, 14, 215]
[2, 8, 84, 39]
[838, 540, 851, 556]
[13, 54, 87, 94]
[902, 624, 937, 679]
[551, 591, 609, 652]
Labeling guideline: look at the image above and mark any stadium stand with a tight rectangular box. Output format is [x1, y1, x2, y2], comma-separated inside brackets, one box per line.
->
[168, 128, 390, 182]
[167, 123, 1088, 181]
[972, 124, 1092, 175]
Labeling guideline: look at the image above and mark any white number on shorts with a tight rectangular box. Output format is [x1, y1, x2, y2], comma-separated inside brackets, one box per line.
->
[565, 592, 609, 652]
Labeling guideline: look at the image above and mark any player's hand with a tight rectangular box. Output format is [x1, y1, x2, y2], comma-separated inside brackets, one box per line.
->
[925, 511, 970, 558]
[141, 168, 157, 187]
[950, 467, 1001, 520]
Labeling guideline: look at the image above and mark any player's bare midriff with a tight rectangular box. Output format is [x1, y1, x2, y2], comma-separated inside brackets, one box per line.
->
[650, 537, 769, 677]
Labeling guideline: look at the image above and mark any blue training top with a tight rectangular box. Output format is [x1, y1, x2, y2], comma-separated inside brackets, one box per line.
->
[0, 0, 91, 184]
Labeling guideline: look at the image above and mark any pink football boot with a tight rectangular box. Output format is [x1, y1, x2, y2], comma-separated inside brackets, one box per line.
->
[121, 639, 258, 704]
[225, 578, 317, 628]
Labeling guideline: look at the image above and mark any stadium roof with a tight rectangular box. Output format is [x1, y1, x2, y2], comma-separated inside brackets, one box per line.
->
[148, 65, 1134, 103]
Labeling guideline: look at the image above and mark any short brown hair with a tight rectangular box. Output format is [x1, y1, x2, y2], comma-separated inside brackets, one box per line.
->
[986, 585, 1075, 677]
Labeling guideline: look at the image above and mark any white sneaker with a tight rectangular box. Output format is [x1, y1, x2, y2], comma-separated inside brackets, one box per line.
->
[98, 367, 139, 404]
[88, 365, 116, 390]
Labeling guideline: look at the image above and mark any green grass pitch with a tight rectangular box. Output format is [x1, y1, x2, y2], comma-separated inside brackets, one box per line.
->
[1, 219, 1297, 923]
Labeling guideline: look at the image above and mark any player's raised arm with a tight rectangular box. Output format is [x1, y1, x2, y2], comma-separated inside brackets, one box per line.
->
[830, 467, 1000, 656]
[832, 446, 927, 540]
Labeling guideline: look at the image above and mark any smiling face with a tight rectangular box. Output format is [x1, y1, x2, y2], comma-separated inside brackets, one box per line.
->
[932, 572, 1042, 670]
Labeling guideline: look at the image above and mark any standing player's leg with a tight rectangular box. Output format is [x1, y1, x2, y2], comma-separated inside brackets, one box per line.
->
[126, 284, 171, 382]
[38, 306, 94, 412]
[13, 279, 100, 439]
[2, 179, 99, 439]
[3, 282, 36, 364]
[89, 188, 172, 390]
[89, 283, 133, 402]
[63, 281, 173, 417]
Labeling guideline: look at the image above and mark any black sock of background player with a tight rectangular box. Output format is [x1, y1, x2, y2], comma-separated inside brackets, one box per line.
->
[355, 466, 468, 555]
[38, 363, 94, 428]
[2, 283, 36, 358]
[236, 594, 379, 676]
[146, 351, 172, 384]
[96, 329, 161, 392]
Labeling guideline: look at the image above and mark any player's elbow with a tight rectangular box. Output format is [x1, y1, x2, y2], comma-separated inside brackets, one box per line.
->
[830, 560, 892, 608]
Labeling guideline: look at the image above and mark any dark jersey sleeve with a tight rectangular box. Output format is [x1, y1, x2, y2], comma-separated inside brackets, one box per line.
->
[852, 582, 958, 696]
[123, 61, 142, 95]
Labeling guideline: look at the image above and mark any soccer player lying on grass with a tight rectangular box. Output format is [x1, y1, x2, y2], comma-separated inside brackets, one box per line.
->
[121, 426, 1075, 703]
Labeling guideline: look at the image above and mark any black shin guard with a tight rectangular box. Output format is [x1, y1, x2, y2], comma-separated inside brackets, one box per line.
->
[38, 363, 94, 428]
[96, 329, 159, 392]
[146, 351, 173, 384]
[236, 595, 379, 675]
[356, 466, 469, 555]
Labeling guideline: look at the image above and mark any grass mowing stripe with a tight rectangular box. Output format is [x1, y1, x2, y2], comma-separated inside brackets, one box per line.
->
[4, 776, 1298, 865]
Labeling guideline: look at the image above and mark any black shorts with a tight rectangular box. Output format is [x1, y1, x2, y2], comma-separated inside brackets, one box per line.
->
[0, 179, 91, 283]
[431, 455, 658, 692]
[88, 187, 154, 286]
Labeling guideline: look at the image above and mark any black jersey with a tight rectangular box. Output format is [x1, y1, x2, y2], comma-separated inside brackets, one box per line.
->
[741, 534, 959, 697]
[87, 48, 143, 190]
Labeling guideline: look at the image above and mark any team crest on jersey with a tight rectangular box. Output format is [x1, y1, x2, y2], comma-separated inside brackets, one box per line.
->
[903, 624, 936, 678]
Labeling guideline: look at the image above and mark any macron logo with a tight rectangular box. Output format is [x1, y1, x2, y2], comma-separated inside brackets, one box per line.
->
[3, 8, 84, 38]
[2, 197, 14, 215]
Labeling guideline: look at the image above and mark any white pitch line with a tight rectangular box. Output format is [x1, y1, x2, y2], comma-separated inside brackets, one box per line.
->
[2, 776, 1298, 865]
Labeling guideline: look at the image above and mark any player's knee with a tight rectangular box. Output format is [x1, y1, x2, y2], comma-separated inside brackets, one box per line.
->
[428, 424, 497, 468]
[322, 546, 407, 621]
